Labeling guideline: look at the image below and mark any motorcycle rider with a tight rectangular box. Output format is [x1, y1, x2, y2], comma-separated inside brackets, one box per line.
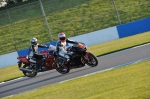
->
[28, 38, 49, 71]
[56, 32, 78, 62]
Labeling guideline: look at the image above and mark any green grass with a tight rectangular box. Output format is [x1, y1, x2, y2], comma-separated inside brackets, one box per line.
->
[88, 31, 150, 56]
[0, 0, 150, 55]
[0, 31, 150, 83]
[3, 59, 150, 99]
[0, 65, 23, 82]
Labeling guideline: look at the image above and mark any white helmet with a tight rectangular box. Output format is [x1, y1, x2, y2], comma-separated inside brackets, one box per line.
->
[30, 38, 37, 45]
[58, 32, 66, 42]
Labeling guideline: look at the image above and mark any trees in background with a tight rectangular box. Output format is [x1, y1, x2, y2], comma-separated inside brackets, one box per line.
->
[6, 0, 28, 5]
[0, 0, 28, 8]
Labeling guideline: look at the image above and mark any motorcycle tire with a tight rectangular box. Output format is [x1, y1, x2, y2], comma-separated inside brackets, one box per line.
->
[84, 53, 98, 67]
[22, 64, 37, 77]
[53, 60, 70, 74]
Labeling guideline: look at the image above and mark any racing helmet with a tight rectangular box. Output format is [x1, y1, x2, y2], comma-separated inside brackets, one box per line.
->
[58, 32, 66, 42]
[30, 38, 38, 45]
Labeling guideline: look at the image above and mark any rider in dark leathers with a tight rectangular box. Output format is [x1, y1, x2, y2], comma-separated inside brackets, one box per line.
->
[28, 38, 49, 71]
[56, 32, 78, 61]
[56, 32, 85, 66]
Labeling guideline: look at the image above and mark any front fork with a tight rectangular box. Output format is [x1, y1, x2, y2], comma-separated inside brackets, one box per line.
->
[84, 52, 90, 61]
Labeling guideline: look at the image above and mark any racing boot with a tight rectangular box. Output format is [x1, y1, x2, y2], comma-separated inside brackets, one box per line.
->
[34, 61, 41, 72]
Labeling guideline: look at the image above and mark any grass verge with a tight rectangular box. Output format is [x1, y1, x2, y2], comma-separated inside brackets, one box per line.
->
[88, 31, 150, 56]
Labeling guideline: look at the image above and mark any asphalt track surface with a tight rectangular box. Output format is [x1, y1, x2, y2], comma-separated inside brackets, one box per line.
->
[0, 43, 150, 98]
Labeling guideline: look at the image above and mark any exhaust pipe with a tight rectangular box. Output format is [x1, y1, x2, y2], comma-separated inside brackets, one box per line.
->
[19, 67, 33, 72]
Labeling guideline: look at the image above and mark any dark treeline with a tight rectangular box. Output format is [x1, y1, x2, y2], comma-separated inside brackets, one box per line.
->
[6, 0, 27, 5]
[0, 0, 37, 10]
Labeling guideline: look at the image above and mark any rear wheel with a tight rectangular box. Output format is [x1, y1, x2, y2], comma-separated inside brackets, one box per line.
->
[84, 53, 98, 67]
[22, 65, 37, 77]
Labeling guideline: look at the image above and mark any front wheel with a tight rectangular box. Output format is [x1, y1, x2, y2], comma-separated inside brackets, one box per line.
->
[22, 64, 37, 77]
[53, 58, 70, 74]
[84, 53, 98, 67]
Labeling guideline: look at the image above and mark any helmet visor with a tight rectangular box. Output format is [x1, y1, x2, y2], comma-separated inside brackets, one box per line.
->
[60, 37, 66, 40]
[32, 41, 37, 45]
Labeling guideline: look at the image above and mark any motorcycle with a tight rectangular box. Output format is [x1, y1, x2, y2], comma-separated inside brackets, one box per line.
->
[17, 45, 56, 77]
[53, 42, 98, 74]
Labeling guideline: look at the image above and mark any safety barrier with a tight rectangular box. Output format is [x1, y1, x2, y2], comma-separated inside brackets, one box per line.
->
[117, 18, 150, 38]
[0, 17, 150, 68]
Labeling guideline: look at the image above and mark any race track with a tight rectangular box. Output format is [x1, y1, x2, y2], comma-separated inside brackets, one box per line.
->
[0, 43, 150, 98]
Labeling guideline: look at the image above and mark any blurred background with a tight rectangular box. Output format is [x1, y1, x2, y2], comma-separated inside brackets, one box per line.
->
[0, 0, 150, 55]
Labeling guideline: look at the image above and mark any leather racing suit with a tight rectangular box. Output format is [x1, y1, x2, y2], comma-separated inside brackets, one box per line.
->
[56, 39, 78, 61]
[28, 43, 48, 63]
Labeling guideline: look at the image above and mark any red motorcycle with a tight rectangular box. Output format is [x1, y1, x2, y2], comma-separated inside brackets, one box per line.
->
[17, 50, 56, 77]
[53, 42, 98, 74]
